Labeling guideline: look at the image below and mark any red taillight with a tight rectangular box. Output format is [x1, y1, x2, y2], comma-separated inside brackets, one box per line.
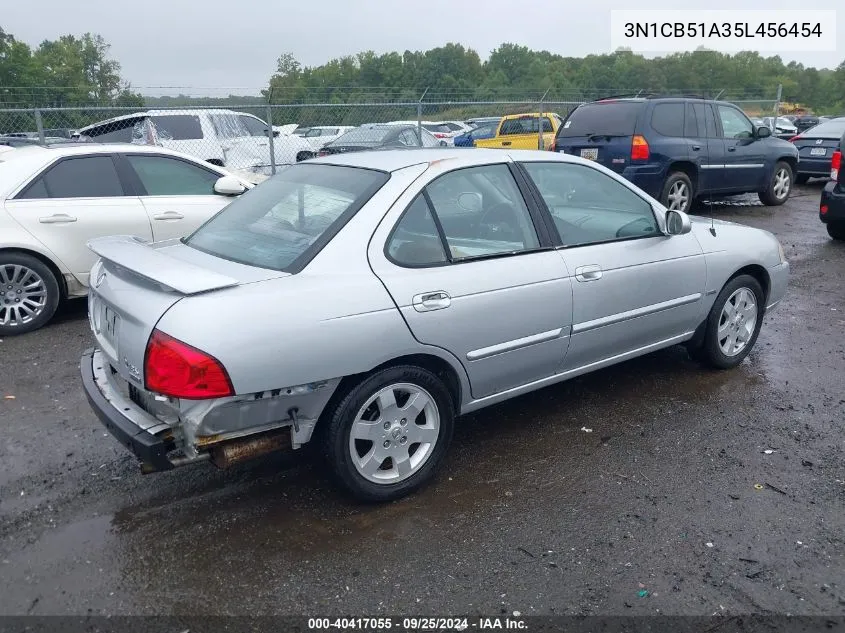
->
[831, 150, 841, 181]
[820, 204, 828, 216]
[434, 133, 447, 138]
[631, 135, 650, 161]
[788, 135, 802, 143]
[144, 329, 233, 400]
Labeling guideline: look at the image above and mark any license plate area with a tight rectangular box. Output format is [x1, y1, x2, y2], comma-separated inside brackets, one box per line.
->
[89, 292, 120, 357]
[810, 148, 827, 157]
[580, 148, 598, 161]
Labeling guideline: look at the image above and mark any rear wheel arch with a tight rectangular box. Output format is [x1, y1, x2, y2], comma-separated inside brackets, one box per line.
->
[318, 353, 464, 436]
[666, 161, 699, 192]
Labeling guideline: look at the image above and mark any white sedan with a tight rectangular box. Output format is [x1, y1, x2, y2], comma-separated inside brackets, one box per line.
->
[0, 143, 252, 334]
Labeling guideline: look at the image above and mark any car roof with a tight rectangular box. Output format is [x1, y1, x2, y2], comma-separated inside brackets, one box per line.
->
[77, 108, 257, 131]
[308, 147, 574, 172]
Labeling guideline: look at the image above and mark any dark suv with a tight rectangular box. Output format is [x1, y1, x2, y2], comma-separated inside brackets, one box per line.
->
[819, 130, 845, 241]
[554, 96, 799, 212]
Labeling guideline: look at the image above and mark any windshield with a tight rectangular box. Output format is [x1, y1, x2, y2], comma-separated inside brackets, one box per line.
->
[803, 119, 845, 138]
[559, 102, 642, 137]
[330, 126, 394, 146]
[185, 164, 389, 272]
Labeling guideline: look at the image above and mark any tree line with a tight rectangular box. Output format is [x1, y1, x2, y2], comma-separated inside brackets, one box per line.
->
[266, 44, 845, 114]
[0, 27, 143, 109]
[2, 24, 844, 114]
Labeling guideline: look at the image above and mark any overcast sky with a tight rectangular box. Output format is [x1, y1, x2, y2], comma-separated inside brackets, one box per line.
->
[3, 0, 843, 95]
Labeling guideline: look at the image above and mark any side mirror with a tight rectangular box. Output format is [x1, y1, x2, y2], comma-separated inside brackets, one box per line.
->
[755, 125, 771, 139]
[457, 191, 483, 213]
[665, 209, 692, 235]
[214, 175, 247, 196]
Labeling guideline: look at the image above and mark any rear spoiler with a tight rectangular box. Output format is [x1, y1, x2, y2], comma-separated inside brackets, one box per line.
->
[87, 235, 239, 295]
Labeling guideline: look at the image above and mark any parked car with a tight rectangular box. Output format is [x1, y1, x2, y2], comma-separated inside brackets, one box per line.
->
[475, 113, 561, 150]
[440, 121, 473, 135]
[76, 109, 315, 180]
[465, 117, 501, 128]
[819, 130, 845, 240]
[792, 115, 823, 133]
[80, 148, 788, 501]
[389, 121, 458, 145]
[0, 143, 252, 334]
[789, 117, 845, 183]
[0, 145, 15, 156]
[300, 126, 356, 151]
[762, 117, 798, 139]
[318, 124, 443, 156]
[554, 97, 799, 212]
[453, 120, 500, 147]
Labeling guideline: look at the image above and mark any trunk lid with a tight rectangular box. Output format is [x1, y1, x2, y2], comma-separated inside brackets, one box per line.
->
[87, 235, 288, 387]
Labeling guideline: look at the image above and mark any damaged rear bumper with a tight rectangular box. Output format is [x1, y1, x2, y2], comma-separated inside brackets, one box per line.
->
[81, 348, 339, 472]
[81, 348, 175, 471]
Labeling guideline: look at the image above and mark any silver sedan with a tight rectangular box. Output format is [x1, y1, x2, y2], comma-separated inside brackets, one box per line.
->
[81, 148, 789, 501]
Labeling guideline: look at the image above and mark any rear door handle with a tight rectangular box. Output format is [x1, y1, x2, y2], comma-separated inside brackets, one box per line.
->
[152, 211, 185, 221]
[502, 141, 512, 146]
[412, 291, 451, 312]
[575, 265, 603, 282]
[38, 213, 77, 224]
[728, 146, 736, 152]
[692, 145, 702, 151]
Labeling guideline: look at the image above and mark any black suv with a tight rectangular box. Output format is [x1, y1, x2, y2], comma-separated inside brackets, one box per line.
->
[554, 96, 799, 212]
[819, 130, 845, 241]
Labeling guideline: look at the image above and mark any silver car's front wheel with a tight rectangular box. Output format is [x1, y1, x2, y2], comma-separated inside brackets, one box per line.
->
[321, 365, 454, 501]
[691, 274, 764, 370]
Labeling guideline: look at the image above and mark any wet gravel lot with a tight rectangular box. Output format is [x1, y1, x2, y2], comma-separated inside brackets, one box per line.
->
[1, 181, 843, 617]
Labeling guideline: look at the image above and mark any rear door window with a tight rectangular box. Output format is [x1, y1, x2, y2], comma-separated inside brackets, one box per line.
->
[18, 156, 124, 199]
[651, 103, 685, 137]
[559, 102, 642, 137]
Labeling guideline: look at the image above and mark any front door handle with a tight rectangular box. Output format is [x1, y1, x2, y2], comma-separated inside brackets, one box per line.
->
[152, 211, 185, 221]
[412, 291, 451, 312]
[575, 265, 603, 282]
[38, 213, 77, 224]
[692, 145, 702, 151]
[728, 146, 736, 152]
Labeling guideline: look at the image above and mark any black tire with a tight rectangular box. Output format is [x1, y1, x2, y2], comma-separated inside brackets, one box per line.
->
[659, 171, 694, 213]
[0, 252, 60, 336]
[693, 274, 765, 370]
[795, 173, 810, 185]
[758, 161, 793, 206]
[827, 222, 845, 241]
[296, 151, 315, 162]
[319, 365, 455, 502]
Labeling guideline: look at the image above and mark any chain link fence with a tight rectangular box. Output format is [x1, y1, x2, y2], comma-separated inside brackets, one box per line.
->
[0, 93, 779, 183]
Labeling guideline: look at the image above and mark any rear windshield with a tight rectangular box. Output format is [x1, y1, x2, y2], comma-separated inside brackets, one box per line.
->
[558, 102, 642, 137]
[803, 119, 845, 139]
[331, 126, 394, 145]
[184, 164, 388, 272]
